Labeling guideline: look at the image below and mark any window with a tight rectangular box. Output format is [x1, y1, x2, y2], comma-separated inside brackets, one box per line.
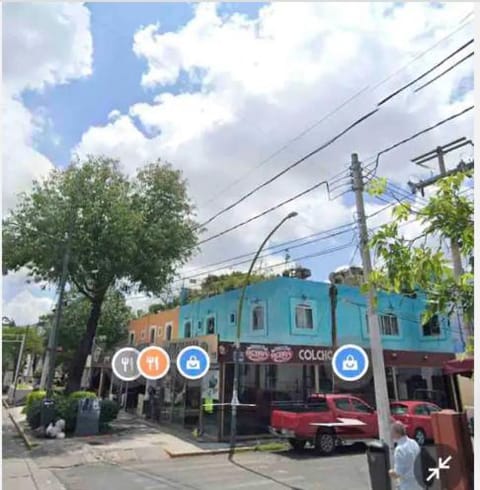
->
[334, 398, 351, 411]
[414, 404, 429, 415]
[295, 304, 313, 329]
[422, 315, 441, 337]
[128, 332, 135, 345]
[184, 321, 192, 338]
[390, 404, 409, 415]
[351, 399, 373, 413]
[426, 404, 441, 414]
[197, 320, 203, 332]
[229, 313, 236, 325]
[251, 305, 265, 331]
[206, 316, 215, 335]
[149, 327, 156, 343]
[366, 313, 399, 336]
[165, 323, 172, 341]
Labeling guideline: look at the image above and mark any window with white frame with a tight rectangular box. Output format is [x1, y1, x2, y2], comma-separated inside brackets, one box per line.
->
[366, 313, 399, 336]
[422, 315, 441, 337]
[206, 316, 215, 335]
[149, 327, 156, 343]
[295, 304, 314, 329]
[184, 320, 192, 338]
[251, 305, 265, 331]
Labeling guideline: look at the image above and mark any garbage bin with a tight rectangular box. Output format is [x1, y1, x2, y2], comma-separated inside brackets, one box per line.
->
[74, 397, 101, 437]
[40, 399, 56, 429]
[366, 441, 392, 490]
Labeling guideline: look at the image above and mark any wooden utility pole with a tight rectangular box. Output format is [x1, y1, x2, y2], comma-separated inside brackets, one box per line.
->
[351, 153, 393, 452]
[409, 138, 474, 341]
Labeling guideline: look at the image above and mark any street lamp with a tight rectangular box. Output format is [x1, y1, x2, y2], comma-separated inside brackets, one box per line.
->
[229, 211, 298, 456]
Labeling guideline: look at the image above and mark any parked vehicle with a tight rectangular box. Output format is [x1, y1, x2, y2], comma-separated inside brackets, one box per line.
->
[269, 393, 378, 455]
[390, 400, 441, 446]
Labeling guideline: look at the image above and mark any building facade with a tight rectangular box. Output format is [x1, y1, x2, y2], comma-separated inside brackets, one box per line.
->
[109, 276, 458, 441]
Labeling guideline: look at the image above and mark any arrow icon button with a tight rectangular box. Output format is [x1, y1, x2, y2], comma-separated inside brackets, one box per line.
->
[426, 455, 452, 482]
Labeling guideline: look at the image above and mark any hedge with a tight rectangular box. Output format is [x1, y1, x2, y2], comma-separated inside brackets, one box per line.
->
[25, 391, 120, 434]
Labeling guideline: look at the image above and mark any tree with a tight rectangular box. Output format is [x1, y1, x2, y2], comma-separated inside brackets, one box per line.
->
[2, 326, 44, 374]
[3, 156, 198, 392]
[41, 289, 132, 368]
[367, 170, 473, 352]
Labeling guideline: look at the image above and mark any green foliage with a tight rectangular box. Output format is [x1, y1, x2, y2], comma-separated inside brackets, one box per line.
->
[42, 289, 132, 367]
[2, 326, 44, 371]
[366, 177, 388, 197]
[368, 171, 473, 350]
[23, 390, 47, 415]
[3, 156, 199, 389]
[24, 390, 120, 433]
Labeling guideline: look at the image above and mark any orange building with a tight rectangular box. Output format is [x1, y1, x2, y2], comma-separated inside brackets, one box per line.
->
[128, 307, 179, 346]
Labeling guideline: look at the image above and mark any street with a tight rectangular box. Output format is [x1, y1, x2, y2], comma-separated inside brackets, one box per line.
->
[53, 449, 371, 490]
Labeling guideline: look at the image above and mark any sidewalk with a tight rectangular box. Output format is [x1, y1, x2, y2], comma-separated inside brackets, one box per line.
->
[3, 406, 66, 490]
[7, 406, 274, 467]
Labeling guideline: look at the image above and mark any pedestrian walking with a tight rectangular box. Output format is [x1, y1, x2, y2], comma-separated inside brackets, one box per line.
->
[389, 421, 423, 490]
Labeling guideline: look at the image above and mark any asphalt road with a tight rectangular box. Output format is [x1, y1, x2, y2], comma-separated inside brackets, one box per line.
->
[53, 447, 372, 490]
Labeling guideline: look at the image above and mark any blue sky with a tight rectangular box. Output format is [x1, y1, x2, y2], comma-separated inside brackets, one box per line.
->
[3, 2, 474, 324]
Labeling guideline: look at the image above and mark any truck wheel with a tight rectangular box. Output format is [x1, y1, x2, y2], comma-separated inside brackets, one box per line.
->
[315, 431, 336, 456]
[414, 428, 426, 446]
[288, 439, 306, 451]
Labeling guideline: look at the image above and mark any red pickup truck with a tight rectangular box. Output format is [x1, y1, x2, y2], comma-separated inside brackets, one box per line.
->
[270, 393, 379, 455]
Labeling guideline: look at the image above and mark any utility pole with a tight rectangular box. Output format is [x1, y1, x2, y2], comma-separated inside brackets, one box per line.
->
[11, 333, 26, 404]
[409, 138, 474, 341]
[350, 153, 392, 451]
[43, 231, 72, 398]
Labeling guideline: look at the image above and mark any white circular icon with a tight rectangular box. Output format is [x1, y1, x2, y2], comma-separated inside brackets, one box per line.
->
[331, 344, 369, 382]
[111, 347, 141, 381]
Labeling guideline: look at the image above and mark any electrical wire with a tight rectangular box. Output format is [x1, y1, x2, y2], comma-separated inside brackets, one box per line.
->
[377, 38, 474, 106]
[413, 51, 474, 93]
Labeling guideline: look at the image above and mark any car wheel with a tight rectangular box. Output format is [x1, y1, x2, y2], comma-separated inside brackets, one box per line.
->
[414, 428, 426, 446]
[315, 431, 336, 456]
[288, 439, 306, 451]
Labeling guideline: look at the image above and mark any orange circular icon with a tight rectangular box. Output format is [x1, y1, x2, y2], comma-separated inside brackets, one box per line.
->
[137, 346, 170, 380]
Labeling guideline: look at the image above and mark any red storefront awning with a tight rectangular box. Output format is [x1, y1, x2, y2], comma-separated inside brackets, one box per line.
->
[443, 358, 474, 377]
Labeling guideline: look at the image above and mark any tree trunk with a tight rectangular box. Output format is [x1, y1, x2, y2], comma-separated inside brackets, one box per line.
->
[65, 298, 103, 394]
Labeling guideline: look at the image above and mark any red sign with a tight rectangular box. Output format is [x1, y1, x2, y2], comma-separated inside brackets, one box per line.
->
[245, 345, 270, 362]
[270, 346, 293, 363]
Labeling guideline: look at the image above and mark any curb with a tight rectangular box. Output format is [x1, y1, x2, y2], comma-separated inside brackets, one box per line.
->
[8, 410, 35, 450]
[165, 445, 256, 458]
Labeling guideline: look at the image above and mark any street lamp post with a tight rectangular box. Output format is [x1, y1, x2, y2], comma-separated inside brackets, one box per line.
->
[229, 211, 298, 456]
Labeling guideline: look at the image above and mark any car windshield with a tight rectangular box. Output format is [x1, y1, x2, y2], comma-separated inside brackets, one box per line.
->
[390, 404, 409, 415]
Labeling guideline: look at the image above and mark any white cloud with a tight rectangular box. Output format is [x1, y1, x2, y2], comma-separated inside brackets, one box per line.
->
[3, 290, 53, 326]
[75, 2, 474, 284]
[2, 2, 93, 213]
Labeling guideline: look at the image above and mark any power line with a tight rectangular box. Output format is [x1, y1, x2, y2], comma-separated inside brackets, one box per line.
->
[377, 38, 474, 106]
[413, 51, 474, 93]
[199, 12, 473, 211]
[199, 108, 379, 229]
[372, 105, 474, 173]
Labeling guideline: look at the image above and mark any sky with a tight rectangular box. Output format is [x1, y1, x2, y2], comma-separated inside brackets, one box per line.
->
[2, 2, 475, 325]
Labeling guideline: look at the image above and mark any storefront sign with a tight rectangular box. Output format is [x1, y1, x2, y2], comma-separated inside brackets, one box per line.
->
[219, 342, 333, 364]
[159, 335, 218, 363]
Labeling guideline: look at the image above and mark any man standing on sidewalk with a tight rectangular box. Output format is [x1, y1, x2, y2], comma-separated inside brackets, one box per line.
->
[389, 422, 423, 490]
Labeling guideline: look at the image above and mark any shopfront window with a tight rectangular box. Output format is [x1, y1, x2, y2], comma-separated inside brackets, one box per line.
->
[251, 304, 265, 331]
[295, 304, 313, 329]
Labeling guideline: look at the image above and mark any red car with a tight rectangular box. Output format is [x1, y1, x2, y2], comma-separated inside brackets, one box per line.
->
[270, 394, 379, 455]
[390, 400, 442, 446]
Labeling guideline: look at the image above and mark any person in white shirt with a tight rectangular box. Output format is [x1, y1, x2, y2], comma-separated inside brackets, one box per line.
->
[389, 422, 423, 490]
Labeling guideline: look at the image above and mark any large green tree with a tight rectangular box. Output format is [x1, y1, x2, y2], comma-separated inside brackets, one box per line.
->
[41, 289, 132, 368]
[367, 170, 473, 352]
[3, 156, 198, 392]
